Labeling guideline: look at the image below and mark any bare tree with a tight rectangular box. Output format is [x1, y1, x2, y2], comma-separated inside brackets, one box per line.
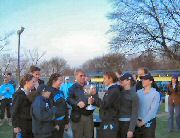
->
[82, 53, 127, 72]
[155, 55, 180, 69]
[0, 54, 14, 75]
[108, 0, 180, 63]
[128, 49, 158, 70]
[0, 31, 14, 53]
[26, 48, 46, 65]
[63, 67, 75, 76]
[40, 57, 70, 76]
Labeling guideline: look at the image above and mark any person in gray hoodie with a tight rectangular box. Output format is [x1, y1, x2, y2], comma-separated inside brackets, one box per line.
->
[118, 73, 139, 138]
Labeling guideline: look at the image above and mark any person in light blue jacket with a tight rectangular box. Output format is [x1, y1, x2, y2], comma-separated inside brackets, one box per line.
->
[60, 76, 73, 101]
[135, 74, 160, 138]
[0, 76, 15, 126]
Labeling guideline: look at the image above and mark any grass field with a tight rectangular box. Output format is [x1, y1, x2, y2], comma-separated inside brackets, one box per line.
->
[0, 104, 180, 138]
[155, 103, 179, 138]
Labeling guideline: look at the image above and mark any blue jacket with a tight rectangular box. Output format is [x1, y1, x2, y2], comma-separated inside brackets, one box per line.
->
[32, 96, 54, 137]
[60, 82, 73, 100]
[50, 87, 69, 124]
[0, 83, 15, 100]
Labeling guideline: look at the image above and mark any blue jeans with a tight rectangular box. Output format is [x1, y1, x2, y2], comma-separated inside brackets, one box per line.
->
[168, 104, 180, 130]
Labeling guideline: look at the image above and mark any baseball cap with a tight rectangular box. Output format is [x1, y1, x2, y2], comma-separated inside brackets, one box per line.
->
[37, 84, 53, 94]
[172, 74, 178, 79]
[141, 74, 154, 81]
[120, 73, 133, 81]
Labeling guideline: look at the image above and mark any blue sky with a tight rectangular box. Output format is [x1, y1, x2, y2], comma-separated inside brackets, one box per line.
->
[0, 0, 112, 67]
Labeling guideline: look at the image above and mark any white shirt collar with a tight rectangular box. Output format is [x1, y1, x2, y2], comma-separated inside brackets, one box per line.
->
[21, 88, 31, 95]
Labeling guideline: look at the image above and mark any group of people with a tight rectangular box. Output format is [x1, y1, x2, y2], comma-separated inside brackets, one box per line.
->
[0, 66, 179, 138]
[10, 66, 69, 138]
[67, 68, 161, 138]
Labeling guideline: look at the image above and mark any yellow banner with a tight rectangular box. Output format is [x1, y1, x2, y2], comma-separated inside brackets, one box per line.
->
[91, 77, 180, 82]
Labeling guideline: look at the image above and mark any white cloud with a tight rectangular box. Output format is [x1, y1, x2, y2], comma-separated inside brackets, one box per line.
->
[43, 31, 109, 66]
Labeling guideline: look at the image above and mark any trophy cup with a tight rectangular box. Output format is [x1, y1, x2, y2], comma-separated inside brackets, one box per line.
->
[83, 84, 96, 111]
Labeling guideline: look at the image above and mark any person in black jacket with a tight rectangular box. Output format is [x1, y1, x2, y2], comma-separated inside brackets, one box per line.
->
[47, 73, 69, 138]
[67, 69, 95, 138]
[90, 71, 121, 138]
[118, 73, 139, 138]
[12, 74, 35, 138]
[32, 84, 55, 138]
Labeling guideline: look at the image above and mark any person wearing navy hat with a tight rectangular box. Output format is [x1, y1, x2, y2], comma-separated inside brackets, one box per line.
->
[118, 73, 138, 138]
[136, 67, 160, 92]
[167, 74, 180, 133]
[135, 74, 160, 138]
[32, 84, 56, 138]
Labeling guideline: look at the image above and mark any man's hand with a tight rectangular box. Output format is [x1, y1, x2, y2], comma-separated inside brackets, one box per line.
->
[139, 120, 145, 127]
[137, 120, 145, 127]
[137, 120, 141, 127]
[54, 125, 59, 130]
[127, 131, 133, 138]
[77, 101, 86, 108]
[88, 96, 94, 104]
[65, 123, 69, 131]
[14, 127, 21, 133]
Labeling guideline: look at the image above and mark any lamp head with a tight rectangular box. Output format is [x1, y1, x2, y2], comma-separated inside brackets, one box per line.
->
[17, 27, 25, 35]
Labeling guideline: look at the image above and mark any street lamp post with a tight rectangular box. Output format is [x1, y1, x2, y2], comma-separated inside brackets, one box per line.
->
[17, 27, 24, 83]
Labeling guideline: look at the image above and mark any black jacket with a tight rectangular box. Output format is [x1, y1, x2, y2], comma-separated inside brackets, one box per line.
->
[12, 88, 32, 130]
[32, 95, 54, 137]
[94, 84, 120, 122]
[67, 83, 93, 116]
[50, 87, 69, 124]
